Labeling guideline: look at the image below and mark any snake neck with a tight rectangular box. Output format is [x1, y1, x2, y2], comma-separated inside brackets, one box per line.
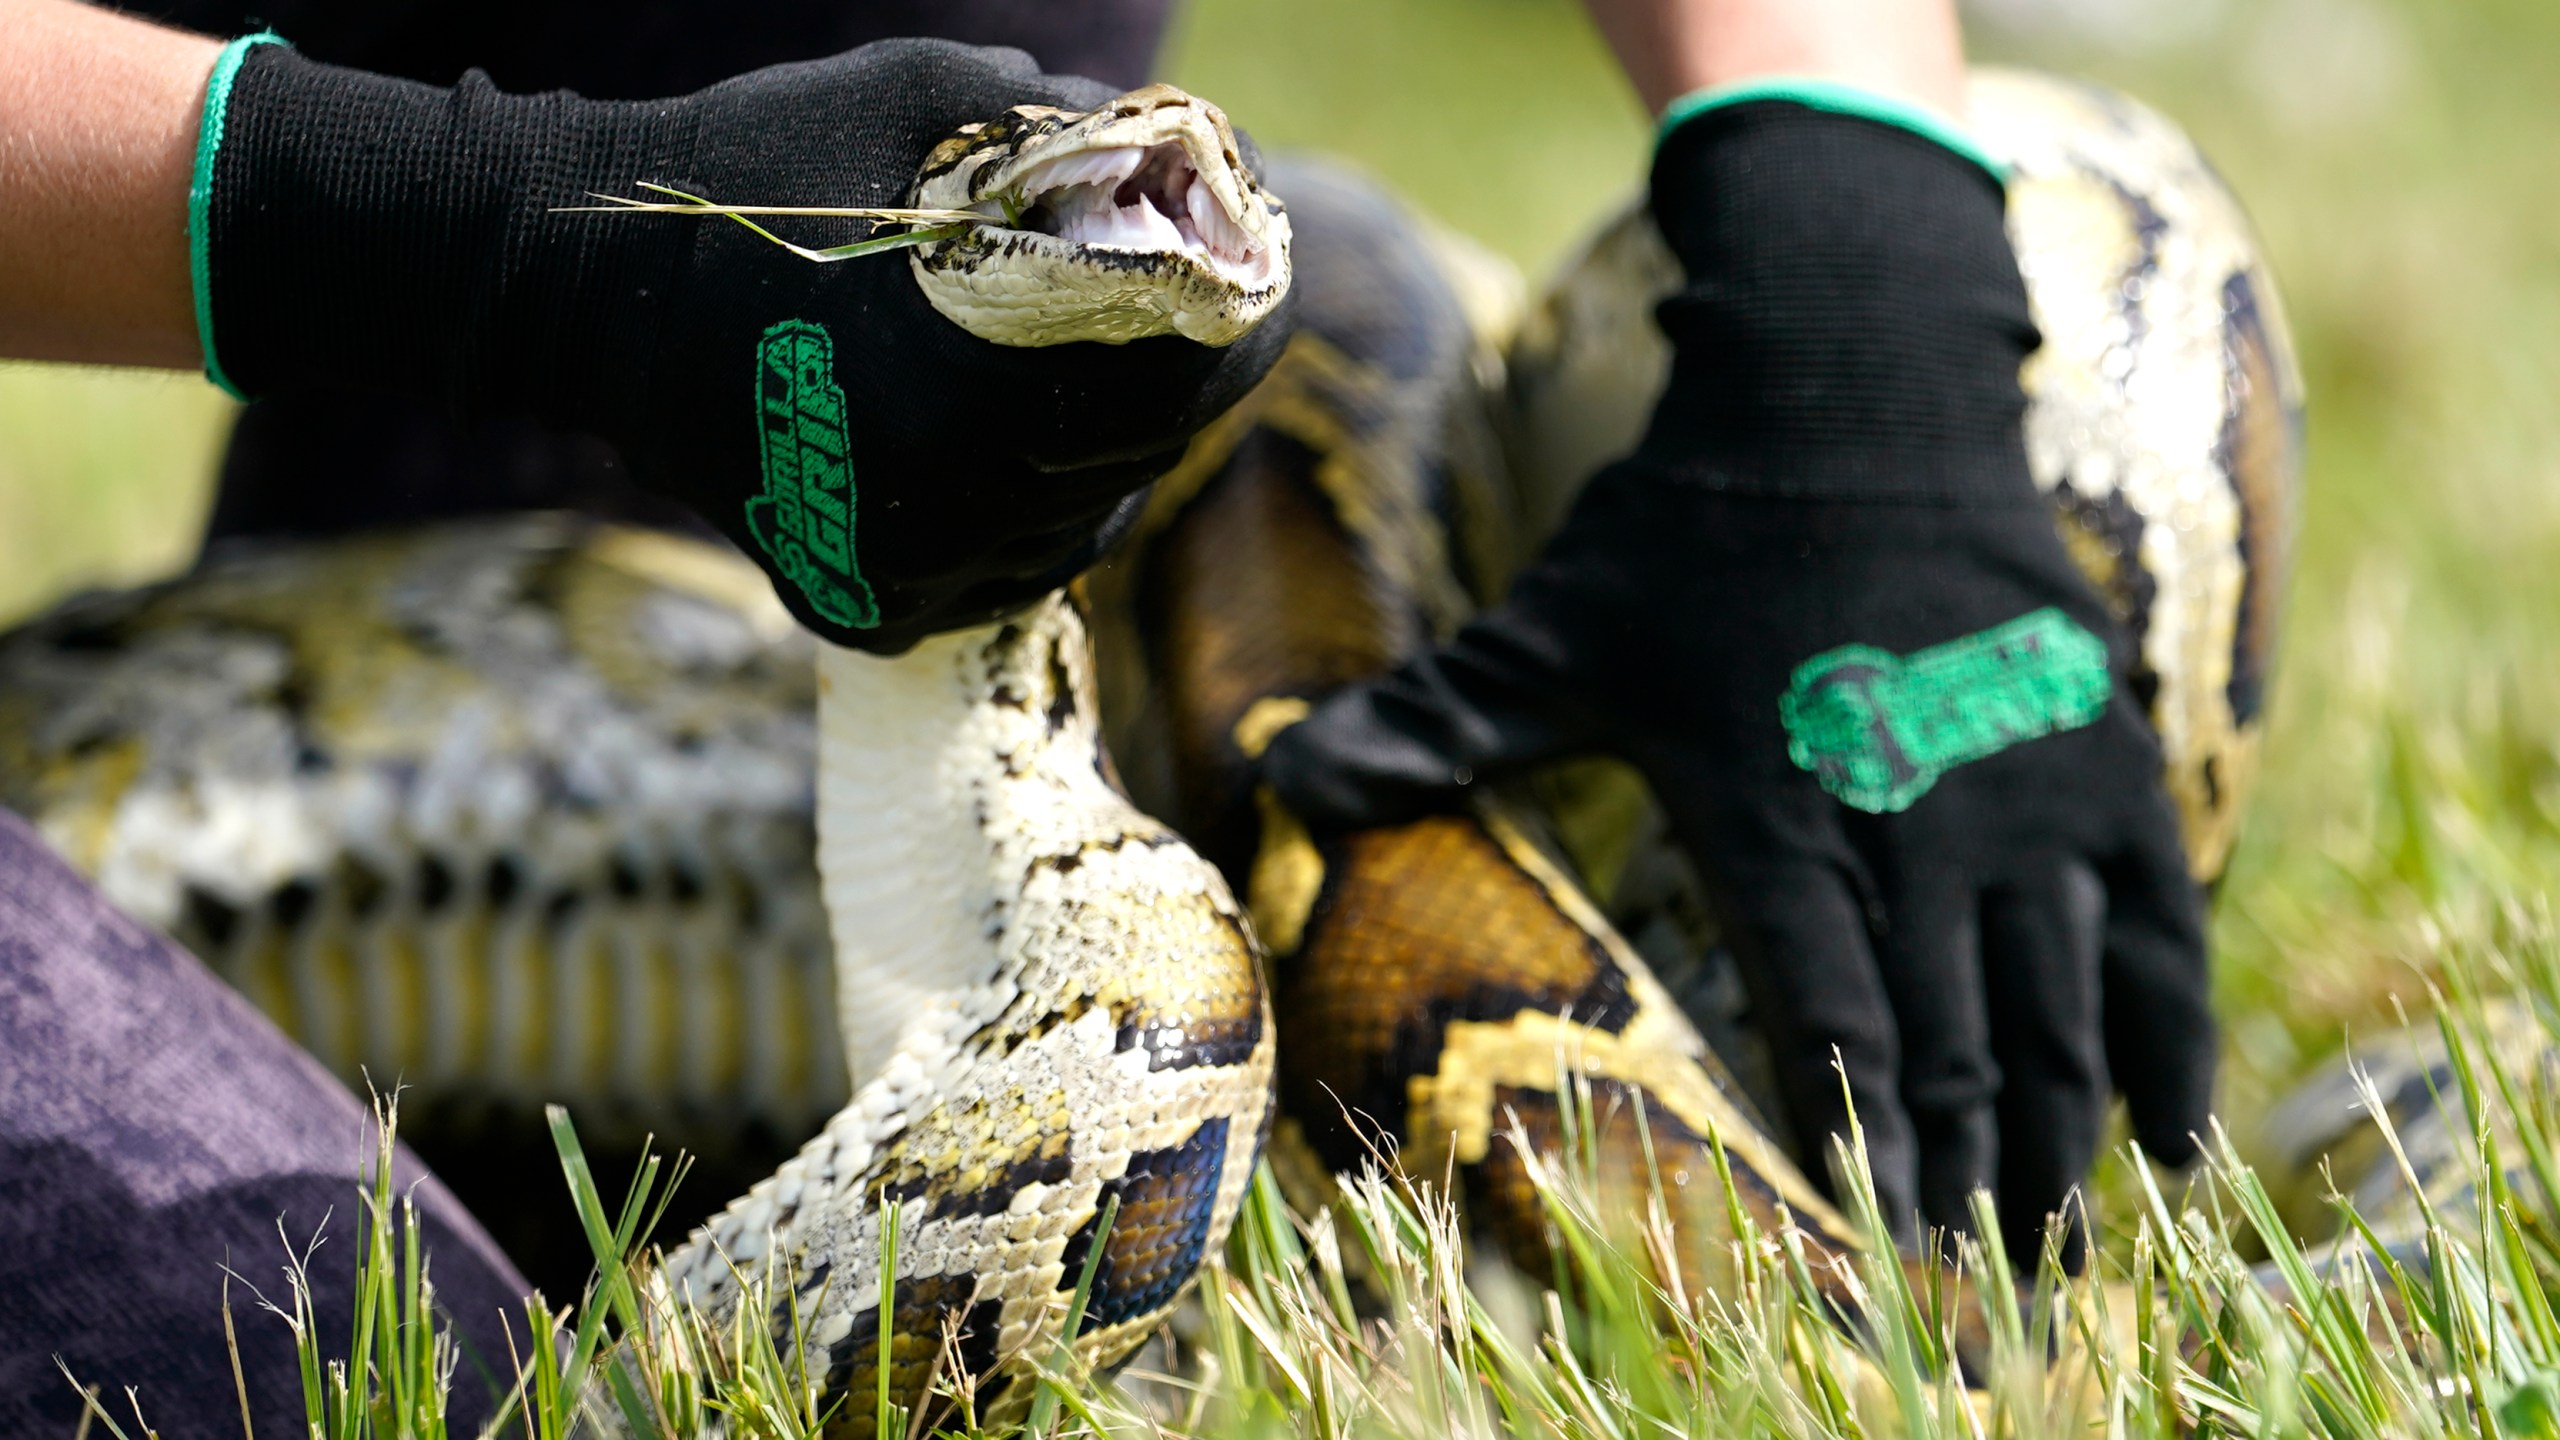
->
[666, 592, 1183, 1274]
[659, 587, 1271, 1408]
[808, 592, 1136, 1092]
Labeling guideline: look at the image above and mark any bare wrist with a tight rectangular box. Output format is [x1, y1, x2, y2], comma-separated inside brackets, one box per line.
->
[1580, 0, 1967, 123]
[0, 0, 224, 368]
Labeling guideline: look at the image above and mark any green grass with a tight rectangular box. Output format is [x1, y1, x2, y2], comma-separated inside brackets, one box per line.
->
[0, 362, 226, 624]
[1961, 0, 2560, 1151]
[62, 934, 2560, 1439]
[20, 0, 2560, 1432]
[1172, 0, 2560, 1149]
[1184, 0, 2560, 1127]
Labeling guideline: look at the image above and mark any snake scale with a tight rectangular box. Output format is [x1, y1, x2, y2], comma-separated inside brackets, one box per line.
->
[0, 71, 2302, 1428]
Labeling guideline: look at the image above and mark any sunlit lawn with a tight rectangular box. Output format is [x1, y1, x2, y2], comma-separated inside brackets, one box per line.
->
[6, 0, 2559, 1191]
[22, 2, 2560, 1434]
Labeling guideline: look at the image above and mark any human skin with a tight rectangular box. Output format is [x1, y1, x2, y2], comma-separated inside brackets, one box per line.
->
[0, 0, 1963, 366]
[1578, 0, 1966, 117]
[0, 0, 218, 367]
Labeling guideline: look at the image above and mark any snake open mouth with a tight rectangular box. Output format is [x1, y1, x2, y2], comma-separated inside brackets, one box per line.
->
[911, 84, 1293, 346]
[999, 141, 1278, 291]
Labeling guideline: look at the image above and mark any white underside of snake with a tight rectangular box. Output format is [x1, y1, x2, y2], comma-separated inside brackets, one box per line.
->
[653, 89, 1290, 1424]
[656, 601, 1273, 1420]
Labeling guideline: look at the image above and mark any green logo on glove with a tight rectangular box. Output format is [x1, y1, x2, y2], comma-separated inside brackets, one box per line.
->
[746, 319, 879, 630]
[1779, 608, 2110, 814]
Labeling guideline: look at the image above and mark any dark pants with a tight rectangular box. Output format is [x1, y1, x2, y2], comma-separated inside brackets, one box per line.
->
[0, 808, 533, 1437]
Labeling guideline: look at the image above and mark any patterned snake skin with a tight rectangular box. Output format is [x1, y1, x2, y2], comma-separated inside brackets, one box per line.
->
[1094, 67, 2306, 1324]
[1511, 72, 2305, 883]
[0, 71, 2302, 1427]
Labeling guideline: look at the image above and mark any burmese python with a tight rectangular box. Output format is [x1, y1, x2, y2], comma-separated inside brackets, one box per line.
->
[1090, 69, 2306, 1323]
[0, 71, 2305, 1426]
[6, 88, 1291, 1430]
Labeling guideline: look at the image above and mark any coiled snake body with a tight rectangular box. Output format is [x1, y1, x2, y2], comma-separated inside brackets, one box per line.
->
[0, 72, 2301, 1426]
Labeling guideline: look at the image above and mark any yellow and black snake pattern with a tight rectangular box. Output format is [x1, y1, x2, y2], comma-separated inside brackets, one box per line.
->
[1093, 71, 2305, 1317]
[0, 523, 849, 1276]
[0, 71, 2304, 1429]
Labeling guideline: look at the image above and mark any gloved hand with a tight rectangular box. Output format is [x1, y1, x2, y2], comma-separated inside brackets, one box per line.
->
[1262, 91, 2209, 1259]
[193, 36, 1289, 651]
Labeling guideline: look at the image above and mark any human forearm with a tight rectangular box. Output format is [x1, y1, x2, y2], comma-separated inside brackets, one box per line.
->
[0, 0, 220, 367]
[1578, 0, 1965, 117]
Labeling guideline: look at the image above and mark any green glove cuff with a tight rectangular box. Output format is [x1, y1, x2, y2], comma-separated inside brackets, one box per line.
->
[1655, 76, 2005, 183]
[187, 31, 288, 402]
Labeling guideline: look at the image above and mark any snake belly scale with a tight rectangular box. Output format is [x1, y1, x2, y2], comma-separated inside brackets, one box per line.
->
[658, 600, 1272, 1423]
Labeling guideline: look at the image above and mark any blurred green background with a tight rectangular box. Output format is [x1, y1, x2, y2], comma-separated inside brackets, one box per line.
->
[6, 0, 2559, 1119]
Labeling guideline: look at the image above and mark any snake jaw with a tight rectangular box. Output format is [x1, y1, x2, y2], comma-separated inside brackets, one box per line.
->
[909, 85, 1294, 348]
[997, 140, 1280, 292]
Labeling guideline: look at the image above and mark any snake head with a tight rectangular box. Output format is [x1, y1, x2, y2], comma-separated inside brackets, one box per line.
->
[909, 84, 1293, 348]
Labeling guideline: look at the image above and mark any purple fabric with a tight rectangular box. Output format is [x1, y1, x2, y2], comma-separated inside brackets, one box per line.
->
[0, 808, 534, 1437]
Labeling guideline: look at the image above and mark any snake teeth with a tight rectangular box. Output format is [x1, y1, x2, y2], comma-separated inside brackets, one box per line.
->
[997, 141, 1279, 292]
[1018, 142, 1274, 277]
[909, 84, 1293, 348]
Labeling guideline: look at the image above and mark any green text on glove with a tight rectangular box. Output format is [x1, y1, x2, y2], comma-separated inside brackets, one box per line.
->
[1779, 608, 2110, 814]
[746, 320, 880, 629]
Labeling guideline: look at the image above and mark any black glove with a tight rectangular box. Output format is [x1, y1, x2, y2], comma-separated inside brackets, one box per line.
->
[196, 37, 1290, 651]
[1263, 96, 2209, 1259]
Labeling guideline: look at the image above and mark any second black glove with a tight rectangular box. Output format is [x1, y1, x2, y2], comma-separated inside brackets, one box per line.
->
[1264, 94, 2210, 1261]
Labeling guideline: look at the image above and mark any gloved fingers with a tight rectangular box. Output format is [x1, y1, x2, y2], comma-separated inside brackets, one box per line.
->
[1979, 859, 2108, 1269]
[1011, 305, 1300, 459]
[1261, 593, 1598, 831]
[1714, 853, 1918, 1235]
[1029, 66, 1125, 114]
[2097, 789, 2215, 1168]
[954, 450, 1177, 536]
[834, 489, 1158, 656]
[723, 38, 1115, 145]
[1858, 840, 1996, 1237]
[834, 286, 1293, 475]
